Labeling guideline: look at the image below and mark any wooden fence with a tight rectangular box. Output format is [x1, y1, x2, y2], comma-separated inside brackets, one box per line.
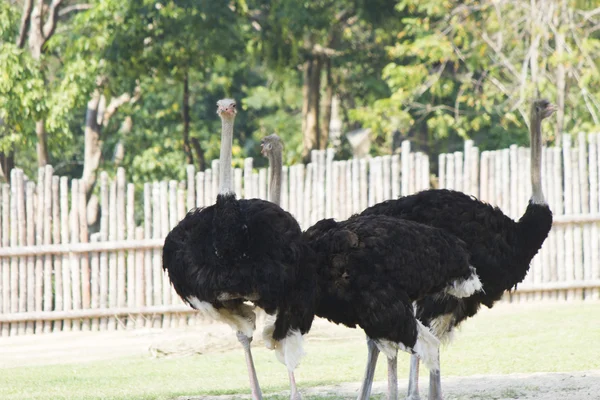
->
[0, 134, 599, 336]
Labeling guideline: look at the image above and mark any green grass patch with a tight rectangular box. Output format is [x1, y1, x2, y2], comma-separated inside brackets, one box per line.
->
[1, 302, 598, 400]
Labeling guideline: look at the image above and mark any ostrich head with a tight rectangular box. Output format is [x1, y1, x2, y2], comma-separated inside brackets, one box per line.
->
[217, 98, 237, 120]
[531, 99, 557, 122]
[260, 134, 284, 157]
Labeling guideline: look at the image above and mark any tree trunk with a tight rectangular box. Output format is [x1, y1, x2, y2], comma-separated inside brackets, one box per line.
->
[320, 58, 333, 150]
[303, 57, 322, 162]
[191, 138, 206, 171]
[182, 71, 193, 165]
[36, 120, 49, 167]
[81, 91, 103, 198]
[0, 149, 15, 184]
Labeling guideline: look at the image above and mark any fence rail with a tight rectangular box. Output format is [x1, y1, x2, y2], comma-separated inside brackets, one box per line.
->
[0, 133, 599, 336]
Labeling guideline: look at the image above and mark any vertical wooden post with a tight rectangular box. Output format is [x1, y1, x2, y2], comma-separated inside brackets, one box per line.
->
[304, 164, 313, 226]
[382, 155, 391, 201]
[391, 155, 400, 198]
[368, 158, 375, 208]
[151, 182, 162, 328]
[99, 173, 109, 329]
[79, 178, 90, 331]
[401, 141, 410, 196]
[325, 149, 335, 217]
[479, 152, 489, 202]
[243, 158, 253, 199]
[176, 181, 187, 326]
[126, 183, 136, 328]
[446, 153, 455, 190]
[16, 170, 26, 334]
[562, 136, 574, 301]
[589, 134, 599, 299]
[135, 226, 145, 327]
[509, 145, 519, 218]
[469, 145, 479, 197]
[317, 150, 326, 221]
[235, 168, 243, 200]
[454, 152, 463, 193]
[143, 183, 152, 328]
[51, 176, 62, 332]
[204, 169, 212, 206]
[186, 165, 195, 211]
[60, 177, 71, 331]
[90, 233, 100, 331]
[9, 170, 18, 335]
[195, 171, 204, 208]
[70, 179, 82, 331]
[25, 181, 35, 334]
[289, 165, 297, 217]
[259, 168, 267, 200]
[116, 169, 127, 329]
[501, 149, 510, 213]
[571, 148, 583, 300]
[108, 179, 118, 330]
[42, 165, 53, 332]
[33, 169, 45, 334]
[211, 159, 219, 200]
[578, 133, 592, 299]
[1, 184, 9, 336]
[296, 164, 305, 228]
[438, 154, 446, 189]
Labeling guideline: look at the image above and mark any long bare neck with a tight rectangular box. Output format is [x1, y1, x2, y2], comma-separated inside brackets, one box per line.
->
[268, 150, 283, 205]
[218, 118, 234, 195]
[529, 112, 546, 205]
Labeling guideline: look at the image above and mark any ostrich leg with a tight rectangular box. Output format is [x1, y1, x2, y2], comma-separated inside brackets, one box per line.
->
[288, 370, 302, 400]
[406, 354, 421, 400]
[387, 353, 398, 400]
[428, 349, 442, 400]
[357, 337, 380, 400]
[237, 331, 263, 400]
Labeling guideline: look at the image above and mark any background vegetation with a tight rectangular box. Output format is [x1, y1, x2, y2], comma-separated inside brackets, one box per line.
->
[1, 0, 600, 197]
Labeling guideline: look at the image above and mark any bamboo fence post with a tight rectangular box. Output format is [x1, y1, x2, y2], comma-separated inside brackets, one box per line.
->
[317, 150, 326, 221]
[90, 233, 100, 330]
[540, 148, 551, 299]
[446, 153, 455, 190]
[235, 168, 243, 200]
[296, 164, 305, 228]
[359, 159, 367, 211]
[211, 159, 219, 200]
[243, 158, 253, 199]
[552, 147, 564, 301]
[126, 183, 136, 328]
[116, 169, 127, 329]
[60, 177, 71, 331]
[326, 149, 335, 217]
[339, 161, 348, 219]
[176, 181, 187, 326]
[438, 154, 446, 189]
[391, 155, 400, 198]
[70, 180, 82, 330]
[1, 184, 9, 336]
[454, 152, 463, 193]
[79, 178, 90, 331]
[303, 163, 313, 227]
[578, 133, 592, 299]
[509, 145, 518, 218]
[151, 182, 162, 328]
[415, 154, 422, 192]
[501, 149, 510, 213]
[495, 150, 503, 210]
[589, 134, 599, 299]
[186, 165, 195, 211]
[143, 183, 152, 328]
[469, 145, 479, 197]
[367, 158, 375, 207]
[195, 171, 204, 208]
[401, 141, 410, 196]
[9, 170, 18, 335]
[544, 149, 557, 300]
[571, 148, 583, 300]
[344, 160, 353, 216]
[165, 181, 177, 328]
[108, 179, 118, 329]
[42, 165, 53, 332]
[99, 173, 109, 329]
[51, 176, 62, 332]
[408, 152, 416, 194]
[259, 168, 267, 200]
[25, 182, 35, 334]
[422, 153, 430, 191]
[375, 157, 384, 204]
[479, 152, 488, 201]
[15, 170, 26, 334]
[33, 169, 44, 334]
[204, 169, 212, 206]
[135, 227, 145, 327]
[160, 181, 171, 327]
[289, 165, 297, 217]
[562, 136, 574, 301]
[382, 155, 391, 201]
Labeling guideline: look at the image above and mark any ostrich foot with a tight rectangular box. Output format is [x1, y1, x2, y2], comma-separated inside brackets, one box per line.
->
[236, 331, 263, 400]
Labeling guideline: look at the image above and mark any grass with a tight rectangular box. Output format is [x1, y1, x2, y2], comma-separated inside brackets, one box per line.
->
[1, 302, 599, 400]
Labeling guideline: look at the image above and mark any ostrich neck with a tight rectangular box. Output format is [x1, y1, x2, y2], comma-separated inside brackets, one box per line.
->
[529, 114, 546, 205]
[219, 118, 235, 195]
[268, 151, 282, 205]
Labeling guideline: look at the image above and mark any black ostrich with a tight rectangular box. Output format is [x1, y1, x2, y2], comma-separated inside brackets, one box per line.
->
[359, 99, 556, 400]
[304, 214, 483, 400]
[162, 100, 315, 400]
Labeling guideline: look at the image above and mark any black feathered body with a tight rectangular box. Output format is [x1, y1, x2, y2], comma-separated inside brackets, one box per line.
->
[304, 215, 475, 351]
[163, 194, 316, 341]
[360, 189, 553, 338]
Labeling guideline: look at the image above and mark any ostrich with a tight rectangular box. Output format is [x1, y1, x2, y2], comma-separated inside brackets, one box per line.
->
[304, 214, 483, 400]
[259, 132, 316, 400]
[359, 99, 556, 400]
[162, 99, 315, 400]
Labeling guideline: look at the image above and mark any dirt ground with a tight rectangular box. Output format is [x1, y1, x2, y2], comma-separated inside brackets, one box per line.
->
[1, 306, 599, 399]
[179, 371, 600, 400]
